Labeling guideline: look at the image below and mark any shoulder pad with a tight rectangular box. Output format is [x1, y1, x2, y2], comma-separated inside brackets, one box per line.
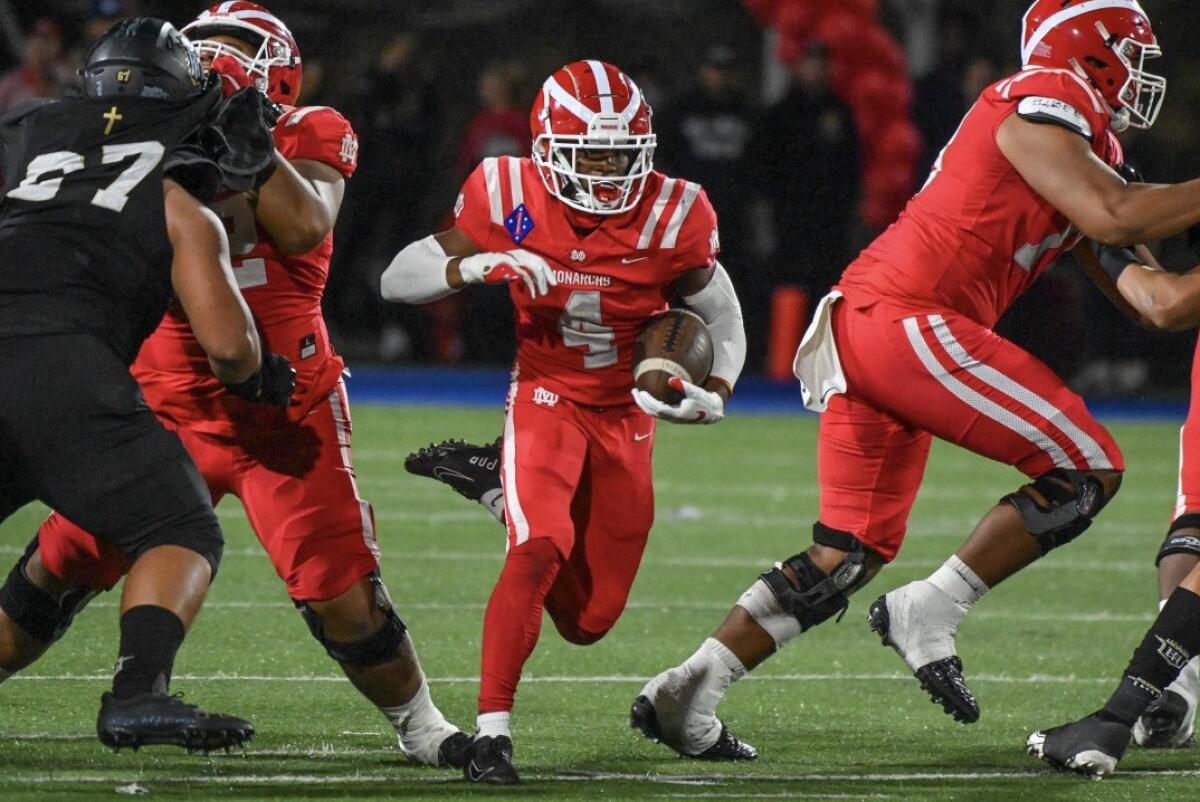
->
[1016, 96, 1092, 139]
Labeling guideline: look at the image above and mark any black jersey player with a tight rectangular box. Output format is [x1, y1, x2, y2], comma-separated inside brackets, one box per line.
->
[0, 18, 292, 751]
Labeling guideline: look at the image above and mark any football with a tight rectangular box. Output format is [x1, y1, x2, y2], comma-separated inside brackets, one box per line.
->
[633, 309, 714, 405]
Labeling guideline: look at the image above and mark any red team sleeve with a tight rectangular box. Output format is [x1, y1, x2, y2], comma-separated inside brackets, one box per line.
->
[273, 106, 359, 178]
[451, 163, 499, 251]
[670, 187, 721, 274]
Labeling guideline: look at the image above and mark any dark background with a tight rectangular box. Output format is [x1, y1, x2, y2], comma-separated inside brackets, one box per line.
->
[6, 0, 1200, 397]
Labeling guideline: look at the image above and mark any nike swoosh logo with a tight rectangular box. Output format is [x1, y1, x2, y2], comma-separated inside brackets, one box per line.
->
[467, 760, 495, 782]
[634, 432, 652, 441]
[433, 467, 474, 484]
[621, 256, 648, 264]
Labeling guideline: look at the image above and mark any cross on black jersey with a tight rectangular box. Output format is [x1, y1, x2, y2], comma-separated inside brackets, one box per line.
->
[0, 85, 220, 363]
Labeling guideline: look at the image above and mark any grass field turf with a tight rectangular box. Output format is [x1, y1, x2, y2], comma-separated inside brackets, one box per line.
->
[1, 404, 1197, 801]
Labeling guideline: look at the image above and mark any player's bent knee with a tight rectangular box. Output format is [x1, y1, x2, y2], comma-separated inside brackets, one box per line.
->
[758, 523, 870, 633]
[296, 571, 408, 666]
[1003, 468, 1118, 553]
[135, 505, 223, 580]
[552, 618, 610, 645]
[1157, 514, 1200, 566]
[0, 540, 97, 644]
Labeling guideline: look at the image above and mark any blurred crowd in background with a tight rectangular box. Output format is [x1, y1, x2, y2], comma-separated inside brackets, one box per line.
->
[7, 0, 1200, 396]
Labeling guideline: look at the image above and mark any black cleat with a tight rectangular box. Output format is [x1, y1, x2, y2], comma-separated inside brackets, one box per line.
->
[630, 694, 757, 760]
[405, 439, 501, 502]
[97, 692, 254, 752]
[463, 735, 519, 785]
[1133, 690, 1196, 748]
[868, 596, 980, 724]
[1027, 714, 1132, 778]
[437, 730, 472, 770]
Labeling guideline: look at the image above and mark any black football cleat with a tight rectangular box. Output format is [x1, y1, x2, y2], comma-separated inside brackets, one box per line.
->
[1027, 714, 1132, 778]
[404, 438, 501, 503]
[97, 691, 254, 752]
[867, 596, 980, 724]
[437, 730, 472, 770]
[1133, 690, 1196, 748]
[463, 735, 520, 785]
[630, 694, 757, 760]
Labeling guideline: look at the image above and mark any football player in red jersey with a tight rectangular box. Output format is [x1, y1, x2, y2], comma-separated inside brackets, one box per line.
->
[630, 0, 1200, 764]
[0, 2, 469, 768]
[381, 60, 748, 783]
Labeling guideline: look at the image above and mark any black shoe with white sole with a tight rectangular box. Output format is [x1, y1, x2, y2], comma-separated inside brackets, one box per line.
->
[1026, 714, 1131, 779]
[1134, 690, 1196, 748]
[463, 735, 520, 785]
[404, 439, 501, 503]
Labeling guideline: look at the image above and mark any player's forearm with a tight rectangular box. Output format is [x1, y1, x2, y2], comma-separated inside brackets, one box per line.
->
[1091, 180, 1200, 246]
[253, 151, 334, 255]
[681, 263, 746, 390]
[380, 235, 459, 303]
[1117, 264, 1200, 331]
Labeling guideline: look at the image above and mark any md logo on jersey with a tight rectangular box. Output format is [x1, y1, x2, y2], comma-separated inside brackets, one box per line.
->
[505, 203, 535, 245]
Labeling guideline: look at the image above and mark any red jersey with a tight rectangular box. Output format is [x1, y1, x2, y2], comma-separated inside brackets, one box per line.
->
[839, 68, 1123, 328]
[454, 156, 719, 407]
[133, 105, 359, 435]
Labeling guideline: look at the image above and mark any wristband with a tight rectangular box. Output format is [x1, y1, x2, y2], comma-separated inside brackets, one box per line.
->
[1095, 245, 1138, 284]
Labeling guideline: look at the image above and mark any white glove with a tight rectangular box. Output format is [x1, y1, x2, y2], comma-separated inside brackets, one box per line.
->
[458, 249, 557, 298]
[632, 377, 725, 424]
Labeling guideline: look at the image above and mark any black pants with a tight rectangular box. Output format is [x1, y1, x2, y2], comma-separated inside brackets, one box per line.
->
[0, 334, 222, 572]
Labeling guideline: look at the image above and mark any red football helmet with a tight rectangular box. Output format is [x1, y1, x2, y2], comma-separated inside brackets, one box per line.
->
[530, 60, 655, 216]
[183, 1, 302, 105]
[1021, 0, 1164, 131]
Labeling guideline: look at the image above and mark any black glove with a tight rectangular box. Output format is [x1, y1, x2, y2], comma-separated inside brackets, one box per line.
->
[223, 352, 296, 407]
[200, 86, 281, 193]
[162, 143, 223, 203]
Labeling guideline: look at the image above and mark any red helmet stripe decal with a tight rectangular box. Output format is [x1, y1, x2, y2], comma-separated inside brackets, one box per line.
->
[1022, 0, 1144, 64]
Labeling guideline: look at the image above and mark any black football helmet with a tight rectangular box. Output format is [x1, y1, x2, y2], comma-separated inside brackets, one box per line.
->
[81, 17, 206, 101]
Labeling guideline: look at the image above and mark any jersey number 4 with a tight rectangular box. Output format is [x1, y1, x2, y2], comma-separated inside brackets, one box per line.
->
[7, 141, 165, 213]
[560, 291, 616, 369]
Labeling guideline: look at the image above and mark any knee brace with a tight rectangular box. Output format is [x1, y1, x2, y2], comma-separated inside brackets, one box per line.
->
[0, 538, 97, 644]
[296, 572, 408, 666]
[758, 523, 869, 632]
[1156, 514, 1200, 565]
[1004, 469, 1110, 553]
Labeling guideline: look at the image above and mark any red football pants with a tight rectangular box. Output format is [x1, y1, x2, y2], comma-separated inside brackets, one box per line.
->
[1173, 334, 1200, 521]
[819, 295, 1123, 561]
[38, 381, 379, 601]
[478, 381, 655, 712]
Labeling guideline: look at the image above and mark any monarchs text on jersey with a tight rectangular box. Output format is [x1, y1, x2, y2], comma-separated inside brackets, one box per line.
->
[134, 104, 358, 434]
[454, 156, 719, 407]
[838, 67, 1122, 326]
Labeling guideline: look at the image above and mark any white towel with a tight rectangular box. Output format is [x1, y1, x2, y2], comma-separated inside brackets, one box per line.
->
[792, 291, 846, 413]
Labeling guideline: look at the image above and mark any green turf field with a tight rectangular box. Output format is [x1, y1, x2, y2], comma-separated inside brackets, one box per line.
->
[1, 405, 1197, 800]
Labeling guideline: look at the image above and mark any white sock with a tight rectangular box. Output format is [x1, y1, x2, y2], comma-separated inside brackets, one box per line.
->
[378, 675, 446, 737]
[684, 637, 746, 685]
[480, 488, 505, 523]
[476, 711, 511, 740]
[927, 555, 989, 613]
